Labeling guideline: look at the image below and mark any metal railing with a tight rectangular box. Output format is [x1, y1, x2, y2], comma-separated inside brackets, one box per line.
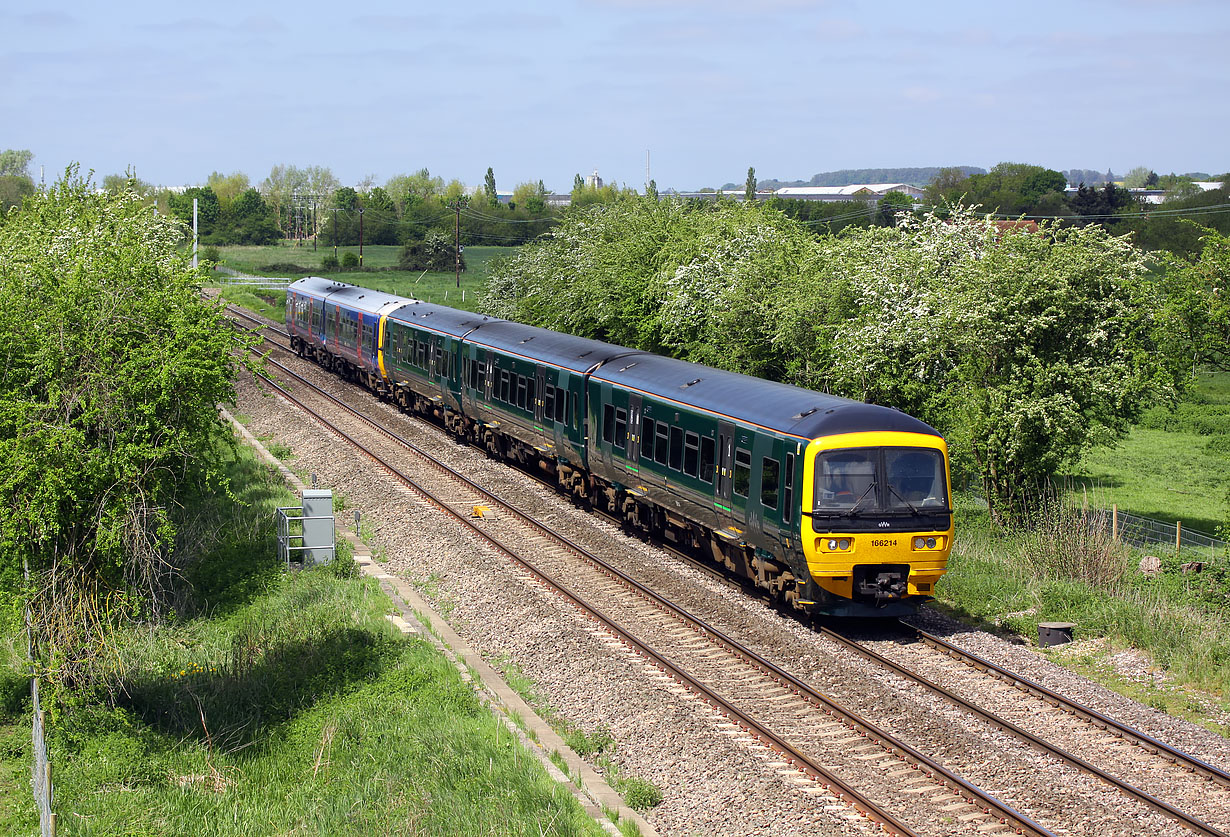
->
[275, 506, 335, 567]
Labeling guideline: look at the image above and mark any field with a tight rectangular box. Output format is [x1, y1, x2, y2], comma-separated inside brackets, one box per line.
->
[1063, 372, 1230, 535]
[209, 243, 513, 311]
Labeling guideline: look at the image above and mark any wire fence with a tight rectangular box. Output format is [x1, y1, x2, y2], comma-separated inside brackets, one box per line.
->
[1108, 506, 1228, 566]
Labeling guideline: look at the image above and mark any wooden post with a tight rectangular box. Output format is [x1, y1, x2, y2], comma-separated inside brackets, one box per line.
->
[1112, 504, 1118, 541]
[1176, 520, 1182, 554]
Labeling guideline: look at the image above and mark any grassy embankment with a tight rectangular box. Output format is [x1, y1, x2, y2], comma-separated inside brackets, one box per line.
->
[935, 372, 1230, 733]
[211, 242, 510, 313]
[0, 438, 615, 836]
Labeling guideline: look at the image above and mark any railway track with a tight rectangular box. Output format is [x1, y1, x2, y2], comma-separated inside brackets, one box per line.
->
[225, 304, 1230, 836]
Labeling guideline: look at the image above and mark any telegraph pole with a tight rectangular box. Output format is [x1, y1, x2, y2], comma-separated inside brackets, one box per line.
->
[358, 207, 364, 267]
[332, 208, 338, 261]
[450, 198, 463, 288]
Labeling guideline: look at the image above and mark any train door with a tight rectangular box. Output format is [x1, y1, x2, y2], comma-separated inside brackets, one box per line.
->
[626, 394, 642, 474]
[716, 421, 735, 522]
[534, 366, 546, 427]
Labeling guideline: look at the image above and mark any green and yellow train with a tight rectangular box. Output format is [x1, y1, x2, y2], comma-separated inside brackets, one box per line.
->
[287, 276, 953, 617]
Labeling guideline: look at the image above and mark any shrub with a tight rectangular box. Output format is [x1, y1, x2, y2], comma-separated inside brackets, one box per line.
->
[398, 230, 461, 272]
[341, 251, 359, 269]
[321, 254, 340, 271]
[201, 245, 221, 265]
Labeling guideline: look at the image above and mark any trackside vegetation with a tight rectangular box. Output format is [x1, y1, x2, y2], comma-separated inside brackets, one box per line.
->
[0, 169, 261, 692]
[0, 443, 610, 835]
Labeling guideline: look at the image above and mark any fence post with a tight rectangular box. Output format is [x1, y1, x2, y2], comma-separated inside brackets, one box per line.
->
[1112, 504, 1118, 541]
[1176, 520, 1182, 555]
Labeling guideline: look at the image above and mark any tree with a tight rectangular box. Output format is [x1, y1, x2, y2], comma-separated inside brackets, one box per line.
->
[0, 149, 33, 179]
[647, 179, 659, 201]
[1155, 227, 1230, 372]
[1122, 166, 1157, 189]
[484, 167, 498, 207]
[744, 167, 756, 202]
[362, 186, 398, 245]
[220, 188, 280, 245]
[573, 173, 584, 193]
[206, 170, 251, 207]
[168, 186, 221, 238]
[959, 162, 1067, 215]
[0, 167, 258, 687]
[398, 230, 463, 272]
[385, 168, 444, 214]
[0, 176, 34, 218]
[775, 208, 1173, 521]
[875, 191, 914, 226]
[923, 167, 971, 205]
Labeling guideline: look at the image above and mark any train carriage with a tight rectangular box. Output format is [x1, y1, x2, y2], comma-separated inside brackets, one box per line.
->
[589, 354, 952, 616]
[287, 278, 412, 392]
[381, 302, 486, 427]
[458, 320, 643, 494]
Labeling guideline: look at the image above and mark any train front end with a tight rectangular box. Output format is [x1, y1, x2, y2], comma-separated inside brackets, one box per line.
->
[799, 431, 953, 617]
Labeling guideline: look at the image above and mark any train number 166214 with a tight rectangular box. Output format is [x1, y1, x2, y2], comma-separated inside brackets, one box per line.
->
[870, 538, 898, 547]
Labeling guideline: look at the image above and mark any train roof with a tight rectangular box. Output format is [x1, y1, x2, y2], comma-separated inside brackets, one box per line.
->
[462, 320, 641, 374]
[590, 352, 940, 441]
[288, 277, 415, 316]
[385, 300, 505, 337]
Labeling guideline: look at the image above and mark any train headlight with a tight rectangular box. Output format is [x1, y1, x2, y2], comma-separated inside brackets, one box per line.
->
[827, 539, 838, 551]
[838, 539, 851, 550]
[925, 537, 937, 549]
[913, 537, 925, 549]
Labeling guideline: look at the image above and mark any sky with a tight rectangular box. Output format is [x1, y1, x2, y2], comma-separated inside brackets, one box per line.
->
[3, 1, 1227, 193]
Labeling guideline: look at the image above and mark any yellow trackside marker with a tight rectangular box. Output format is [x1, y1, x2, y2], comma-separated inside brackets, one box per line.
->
[471, 505, 491, 519]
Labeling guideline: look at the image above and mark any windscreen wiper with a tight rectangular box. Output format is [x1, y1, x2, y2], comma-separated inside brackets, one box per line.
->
[886, 483, 921, 515]
[842, 482, 878, 518]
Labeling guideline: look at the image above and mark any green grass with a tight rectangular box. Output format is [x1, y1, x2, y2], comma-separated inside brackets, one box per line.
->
[934, 491, 1230, 734]
[2, 443, 605, 836]
[1063, 372, 1230, 534]
[208, 243, 515, 312]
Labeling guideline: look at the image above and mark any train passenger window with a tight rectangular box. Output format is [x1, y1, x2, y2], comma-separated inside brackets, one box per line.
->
[642, 418, 655, 461]
[655, 423, 669, 465]
[761, 457, 780, 509]
[614, 408, 627, 450]
[571, 393, 578, 430]
[527, 379, 535, 412]
[544, 386, 555, 421]
[499, 370, 511, 403]
[684, 432, 700, 478]
[556, 388, 567, 423]
[517, 376, 528, 410]
[603, 405, 615, 444]
[783, 453, 795, 522]
[733, 449, 751, 498]
[700, 437, 715, 483]
[669, 427, 683, 471]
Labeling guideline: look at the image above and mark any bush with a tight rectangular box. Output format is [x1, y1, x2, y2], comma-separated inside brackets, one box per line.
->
[201, 245, 221, 265]
[321, 254, 340, 271]
[399, 230, 461, 272]
[341, 251, 359, 269]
